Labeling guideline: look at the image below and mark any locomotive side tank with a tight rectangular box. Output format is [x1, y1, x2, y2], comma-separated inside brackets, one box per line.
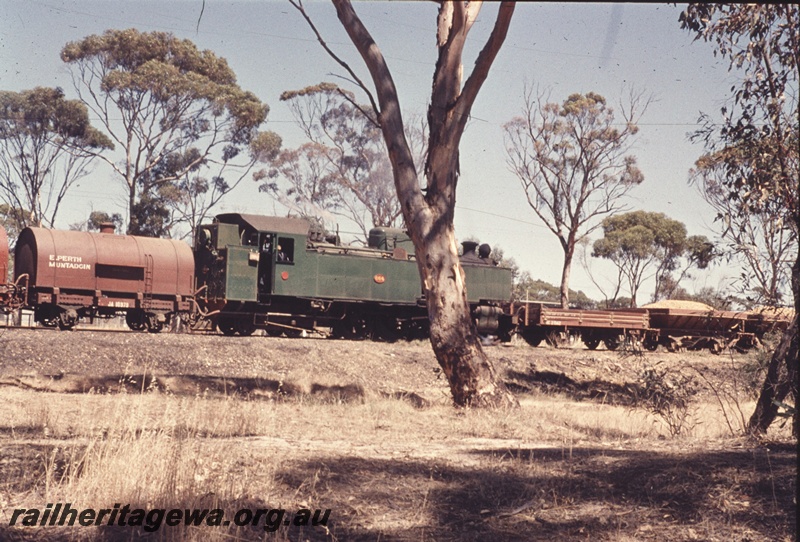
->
[14, 225, 194, 330]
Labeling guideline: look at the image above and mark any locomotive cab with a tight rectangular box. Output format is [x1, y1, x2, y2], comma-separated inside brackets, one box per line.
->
[193, 214, 310, 306]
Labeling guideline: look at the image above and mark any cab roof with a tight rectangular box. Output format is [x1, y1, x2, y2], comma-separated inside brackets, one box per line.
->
[214, 213, 310, 236]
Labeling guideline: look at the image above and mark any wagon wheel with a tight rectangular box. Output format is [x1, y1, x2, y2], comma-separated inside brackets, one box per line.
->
[666, 339, 683, 352]
[583, 337, 602, 350]
[643, 337, 659, 352]
[57, 315, 77, 331]
[708, 340, 723, 355]
[544, 330, 562, 348]
[125, 309, 147, 331]
[147, 321, 164, 333]
[146, 313, 164, 334]
[603, 335, 622, 351]
[266, 327, 283, 337]
[520, 328, 543, 347]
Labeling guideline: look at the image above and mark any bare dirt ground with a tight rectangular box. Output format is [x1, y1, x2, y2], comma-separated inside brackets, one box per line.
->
[0, 328, 796, 541]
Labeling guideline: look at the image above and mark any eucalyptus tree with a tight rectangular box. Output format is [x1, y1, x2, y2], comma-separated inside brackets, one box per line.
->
[691, 148, 796, 306]
[503, 89, 650, 308]
[591, 211, 714, 307]
[69, 210, 123, 233]
[292, 0, 517, 407]
[275, 84, 403, 240]
[61, 28, 272, 234]
[0, 87, 112, 228]
[680, 3, 799, 436]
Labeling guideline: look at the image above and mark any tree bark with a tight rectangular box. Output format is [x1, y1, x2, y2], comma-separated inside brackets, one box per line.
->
[748, 251, 799, 438]
[559, 243, 574, 309]
[331, 0, 518, 408]
[418, 218, 517, 407]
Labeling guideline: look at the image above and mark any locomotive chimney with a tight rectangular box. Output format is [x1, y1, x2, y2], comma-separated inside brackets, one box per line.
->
[99, 222, 116, 234]
[461, 241, 479, 256]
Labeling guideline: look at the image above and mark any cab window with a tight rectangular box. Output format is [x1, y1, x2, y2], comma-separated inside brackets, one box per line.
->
[276, 237, 294, 263]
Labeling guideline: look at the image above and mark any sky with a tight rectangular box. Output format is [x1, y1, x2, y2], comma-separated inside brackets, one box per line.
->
[0, 1, 740, 303]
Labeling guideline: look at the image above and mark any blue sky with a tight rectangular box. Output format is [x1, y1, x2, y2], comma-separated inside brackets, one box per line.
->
[0, 1, 738, 302]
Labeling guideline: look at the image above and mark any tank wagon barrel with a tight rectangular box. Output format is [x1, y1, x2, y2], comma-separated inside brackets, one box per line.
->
[13, 225, 194, 331]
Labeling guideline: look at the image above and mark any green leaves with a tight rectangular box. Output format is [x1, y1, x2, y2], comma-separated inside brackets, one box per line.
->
[62, 28, 270, 236]
[592, 211, 713, 306]
[0, 87, 113, 149]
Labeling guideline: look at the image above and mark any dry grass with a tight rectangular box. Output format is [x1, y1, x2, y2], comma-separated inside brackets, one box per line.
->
[0, 331, 795, 541]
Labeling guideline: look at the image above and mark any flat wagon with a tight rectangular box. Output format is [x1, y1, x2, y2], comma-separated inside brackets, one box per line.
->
[515, 302, 650, 350]
[645, 307, 772, 353]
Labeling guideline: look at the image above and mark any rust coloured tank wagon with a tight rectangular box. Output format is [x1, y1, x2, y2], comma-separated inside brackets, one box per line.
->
[13, 223, 194, 331]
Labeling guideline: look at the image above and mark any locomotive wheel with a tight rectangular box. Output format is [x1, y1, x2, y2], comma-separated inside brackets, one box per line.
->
[217, 318, 237, 336]
[236, 321, 256, 336]
[332, 315, 368, 340]
[373, 317, 399, 343]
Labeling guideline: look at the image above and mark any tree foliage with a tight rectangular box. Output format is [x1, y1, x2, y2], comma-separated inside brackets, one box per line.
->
[680, 4, 798, 437]
[691, 149, 796, 305]
[512, 272, 596, 308]
[503, 88, 649, 307]
[680, 5, 798, 226]
[255, 83, 420, 242]
[69, 210, 123, 233]
[61, 28, 273, 235]
[592, 211, 714, 307]
[0, 87, 113, 228]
